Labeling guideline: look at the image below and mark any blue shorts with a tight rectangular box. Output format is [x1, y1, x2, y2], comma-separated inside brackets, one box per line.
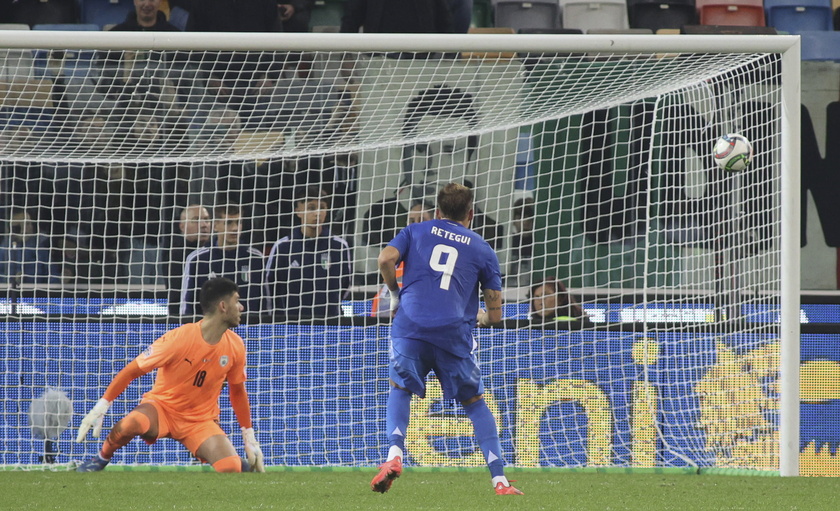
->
[389, 337, 484, 402]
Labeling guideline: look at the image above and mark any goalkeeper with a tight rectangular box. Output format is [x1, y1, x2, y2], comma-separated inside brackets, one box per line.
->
[75, 278, 264, 473]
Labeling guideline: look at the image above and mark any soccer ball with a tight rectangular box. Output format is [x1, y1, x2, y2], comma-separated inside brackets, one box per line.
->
[713, 133, 753, 172]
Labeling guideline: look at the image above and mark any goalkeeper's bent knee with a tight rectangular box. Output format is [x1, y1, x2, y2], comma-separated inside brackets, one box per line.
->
[212, 455, 243, 473]
[101, 410, 152, 459]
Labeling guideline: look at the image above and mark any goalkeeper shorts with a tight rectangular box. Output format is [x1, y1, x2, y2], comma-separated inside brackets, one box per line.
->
[140, 399, 227, 456]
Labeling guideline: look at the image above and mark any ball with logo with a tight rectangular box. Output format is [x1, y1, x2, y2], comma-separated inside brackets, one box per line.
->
[713, 133, 753, 172]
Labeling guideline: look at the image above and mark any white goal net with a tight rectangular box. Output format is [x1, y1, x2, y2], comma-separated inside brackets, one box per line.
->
[0, 32, 799, 474]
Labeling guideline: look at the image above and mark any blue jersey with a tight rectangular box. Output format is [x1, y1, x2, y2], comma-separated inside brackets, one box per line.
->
[264, 227, 353, 319]
[388, 219, 501, 357]
[180, 240, 265, 317]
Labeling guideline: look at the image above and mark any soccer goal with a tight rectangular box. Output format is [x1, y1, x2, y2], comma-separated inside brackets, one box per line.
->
[0, 31, 799, 475]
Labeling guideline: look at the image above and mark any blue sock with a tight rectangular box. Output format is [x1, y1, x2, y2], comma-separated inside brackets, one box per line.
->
[386, 387, 412, 452]
[464, 399, 505, 478]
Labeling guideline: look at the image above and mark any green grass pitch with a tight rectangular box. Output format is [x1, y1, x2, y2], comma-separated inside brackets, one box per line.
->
[3, 468, 840, 511]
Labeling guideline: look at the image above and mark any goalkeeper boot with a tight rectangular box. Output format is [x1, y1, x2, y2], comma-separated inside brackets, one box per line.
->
[370, 456, 402, 493]
[494, 482, 524, 495]
[77, 454, 110, 472]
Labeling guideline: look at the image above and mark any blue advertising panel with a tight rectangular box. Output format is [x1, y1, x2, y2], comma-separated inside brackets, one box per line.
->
[0, 323, 837, 474]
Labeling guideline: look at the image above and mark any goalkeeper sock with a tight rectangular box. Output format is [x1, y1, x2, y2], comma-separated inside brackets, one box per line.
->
[212, 455, 243, 473]
[464, 398, 505, 478]
[386, 387, 411, 456]
[100, 409, 151, 460]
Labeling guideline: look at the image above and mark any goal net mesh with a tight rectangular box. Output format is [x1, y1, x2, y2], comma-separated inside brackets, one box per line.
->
[0, 35, 785, 471]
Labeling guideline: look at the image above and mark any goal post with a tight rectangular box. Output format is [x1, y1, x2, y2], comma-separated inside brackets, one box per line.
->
[0, 31, 800, 475]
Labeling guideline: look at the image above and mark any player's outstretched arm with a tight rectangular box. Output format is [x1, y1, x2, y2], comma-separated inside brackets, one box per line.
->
[478, 288, 503, 327]
[75, 398, 111, 442]
[230, 382, 265, 472]
[75, 360, 147, 441]
[377, 246, 402, 313]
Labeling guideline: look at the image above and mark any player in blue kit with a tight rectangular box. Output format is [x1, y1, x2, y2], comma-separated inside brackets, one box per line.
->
[371, 182, 523, 496]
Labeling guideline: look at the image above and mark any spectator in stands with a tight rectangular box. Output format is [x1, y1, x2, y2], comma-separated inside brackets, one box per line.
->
[180, 204, 265, 318]
[0, 210, 55, 285]
[340, 0, 453, 33]
[507, 197, 534, 287]
[407, 200, 434, 225]
[265, 186, 352, 319]
[362, 187, 410, 247]
[529, 278, 588, 324]
[279, 1, 313, 32]
[51, 235, 90, 286]
[95, 2, 179, 108]
[463, 180, 503, 251]
[187, 0, 284, 104]
[164, 204, 212, 315]
[110, 0, 180, 31]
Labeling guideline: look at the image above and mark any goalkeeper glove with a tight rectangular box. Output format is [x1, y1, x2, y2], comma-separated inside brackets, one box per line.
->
[242, 427, 265, 472]
[75, 398, 111, 442]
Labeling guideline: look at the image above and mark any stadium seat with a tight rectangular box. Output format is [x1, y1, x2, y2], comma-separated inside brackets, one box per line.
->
[493, 0, 560, 32]
[10, 0, 78, 27]
[309, 0, 344, 30]
[695, 0, 766, 25]
[799, 30, 840, 61]
[765, 0, 833, 32]
[168, 6, 189, 31]
[0, 24, 31, 30]
[80, 0, 136, 29]
[628, 0, 698, 31]
[559, 0, 630, 31]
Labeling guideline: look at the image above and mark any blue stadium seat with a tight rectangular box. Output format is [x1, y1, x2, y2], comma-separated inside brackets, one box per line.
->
[80, 0, 136, 29]
[800, 30, 840, 61]
[493, 0, 560, 32]
[168, 6, 189, 31]
[765, 0, 833, 32]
